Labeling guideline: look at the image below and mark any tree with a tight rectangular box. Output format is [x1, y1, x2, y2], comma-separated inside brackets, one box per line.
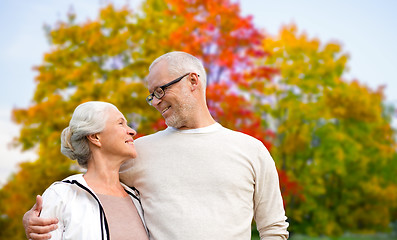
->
[142, 0, 276, 146]
[257, 24, 397, 236]
[1, 1, 282, 238]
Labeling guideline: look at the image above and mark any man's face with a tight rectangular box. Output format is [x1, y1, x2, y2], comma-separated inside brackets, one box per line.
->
[146, 62, 194, 129]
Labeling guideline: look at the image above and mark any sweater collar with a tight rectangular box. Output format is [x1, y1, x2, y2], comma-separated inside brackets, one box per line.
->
[167, 122, 222, 134]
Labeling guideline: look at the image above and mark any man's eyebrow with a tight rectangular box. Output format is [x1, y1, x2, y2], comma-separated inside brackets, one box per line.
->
[148, 81, 161, 93]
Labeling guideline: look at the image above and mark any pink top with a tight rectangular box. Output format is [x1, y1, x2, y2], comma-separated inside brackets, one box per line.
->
[97, 194, 149, 240]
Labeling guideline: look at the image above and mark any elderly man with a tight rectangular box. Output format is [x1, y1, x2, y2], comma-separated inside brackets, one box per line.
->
[23, 51, 289, 240]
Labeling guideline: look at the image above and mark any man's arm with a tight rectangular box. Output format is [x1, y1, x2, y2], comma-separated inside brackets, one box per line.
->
[254, 147, 289, 240]
[22, 195, 58, 240]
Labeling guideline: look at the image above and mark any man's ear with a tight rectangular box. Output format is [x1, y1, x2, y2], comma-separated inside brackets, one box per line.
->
[87, 133, 101, 147]
[189, 73, 200, 91]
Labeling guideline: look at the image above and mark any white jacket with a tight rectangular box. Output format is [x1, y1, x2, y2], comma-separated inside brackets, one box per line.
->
[40, 174, 149, 240]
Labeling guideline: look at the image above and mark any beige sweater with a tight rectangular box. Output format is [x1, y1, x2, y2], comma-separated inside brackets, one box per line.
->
[120, 123, 289, 240]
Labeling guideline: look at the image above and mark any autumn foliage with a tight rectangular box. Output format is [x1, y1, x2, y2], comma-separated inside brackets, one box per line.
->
[259, 24, 397, 235]
[1, 0, 396, 239]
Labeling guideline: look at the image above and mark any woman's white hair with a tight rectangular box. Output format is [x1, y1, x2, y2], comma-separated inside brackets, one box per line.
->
[60, 101, 117, 168]
[149, 51, 207, 91]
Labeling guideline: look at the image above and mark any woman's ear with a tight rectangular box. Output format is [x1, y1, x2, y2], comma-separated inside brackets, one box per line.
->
[87, 133, 101, 147]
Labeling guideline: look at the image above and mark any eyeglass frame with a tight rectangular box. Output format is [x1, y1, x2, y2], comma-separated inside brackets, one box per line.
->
[146, 72, 195, 105]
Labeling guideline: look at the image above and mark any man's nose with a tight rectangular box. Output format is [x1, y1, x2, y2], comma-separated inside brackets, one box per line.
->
[151, 96, 162, 106]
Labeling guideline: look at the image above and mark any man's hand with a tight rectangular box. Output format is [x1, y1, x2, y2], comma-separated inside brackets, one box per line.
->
[23, 195, 58, 240]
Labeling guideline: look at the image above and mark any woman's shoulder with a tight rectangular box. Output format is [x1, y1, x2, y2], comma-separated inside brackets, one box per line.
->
[43, 174, 85, 197]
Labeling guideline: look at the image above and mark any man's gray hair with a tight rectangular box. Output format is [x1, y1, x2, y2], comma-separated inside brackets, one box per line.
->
[149, 51, 207, 90]
[60, 101, 117, 168]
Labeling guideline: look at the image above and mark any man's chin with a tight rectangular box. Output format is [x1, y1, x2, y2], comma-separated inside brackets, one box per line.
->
[165, 121, 178, 128]
[165, 117, 182, 129]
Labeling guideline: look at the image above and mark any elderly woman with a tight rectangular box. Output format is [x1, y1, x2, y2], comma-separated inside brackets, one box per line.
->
[33, 101, 149, 240]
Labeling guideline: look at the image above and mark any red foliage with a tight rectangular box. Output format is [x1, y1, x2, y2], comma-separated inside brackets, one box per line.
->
[206, 82, 274, 150]
[163, 0, 273, 87]
[278, 170, 305, 207]
[151, 118, 167, 131]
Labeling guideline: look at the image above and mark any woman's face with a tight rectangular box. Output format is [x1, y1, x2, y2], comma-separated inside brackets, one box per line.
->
[98, 107, 137, 160]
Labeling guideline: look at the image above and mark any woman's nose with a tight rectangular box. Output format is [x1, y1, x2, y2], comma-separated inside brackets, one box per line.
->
[127, 128, 137, 136]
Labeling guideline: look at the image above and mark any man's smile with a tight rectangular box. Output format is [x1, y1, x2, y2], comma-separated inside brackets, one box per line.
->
[162, 106, 171, 114]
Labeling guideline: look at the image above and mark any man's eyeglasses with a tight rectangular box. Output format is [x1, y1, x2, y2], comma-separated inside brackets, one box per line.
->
[146, 73, 191, 106]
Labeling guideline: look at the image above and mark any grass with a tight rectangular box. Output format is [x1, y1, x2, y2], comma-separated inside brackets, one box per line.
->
[251, 233, 397, 240]
[289, 233, 397, 240]
[251, 222, 397, 240]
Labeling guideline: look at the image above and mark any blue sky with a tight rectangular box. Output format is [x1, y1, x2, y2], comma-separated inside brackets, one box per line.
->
[1, 0, 396, 184]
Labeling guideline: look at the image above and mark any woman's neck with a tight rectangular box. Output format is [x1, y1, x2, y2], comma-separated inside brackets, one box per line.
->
[84, 158, 127, 197]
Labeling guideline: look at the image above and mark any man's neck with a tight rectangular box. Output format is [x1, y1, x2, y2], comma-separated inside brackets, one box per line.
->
[177, 118, 216, 130]
[177, 109, 216, 130]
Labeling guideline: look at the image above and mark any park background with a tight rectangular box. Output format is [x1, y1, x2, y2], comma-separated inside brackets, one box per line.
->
[1, 0, 397, 239]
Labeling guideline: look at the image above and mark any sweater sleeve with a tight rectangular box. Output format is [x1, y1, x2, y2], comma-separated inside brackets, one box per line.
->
[40, 185, 66, 240]
[254, 146, 289, 240]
